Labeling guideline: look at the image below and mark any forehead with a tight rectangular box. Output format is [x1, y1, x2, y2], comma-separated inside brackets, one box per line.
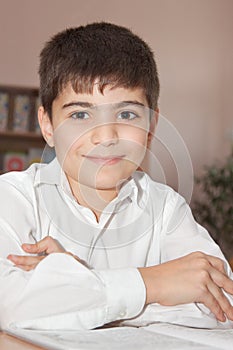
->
[52, 83, 148, 110]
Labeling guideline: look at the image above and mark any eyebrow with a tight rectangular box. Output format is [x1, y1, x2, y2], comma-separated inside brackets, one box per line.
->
[62, 100, 146, 109]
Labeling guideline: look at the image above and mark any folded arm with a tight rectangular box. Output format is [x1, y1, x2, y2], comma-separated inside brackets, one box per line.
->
[8, 237, 233, 326]
[0, 253, 145, 330]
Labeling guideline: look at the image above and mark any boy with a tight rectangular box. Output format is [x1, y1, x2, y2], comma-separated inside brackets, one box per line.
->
[1, 22, 233, 331]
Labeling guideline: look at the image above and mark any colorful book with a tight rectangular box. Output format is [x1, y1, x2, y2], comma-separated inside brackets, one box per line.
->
[12, 94, 31, 132]
[0, 92, 9, 131]
[4, 152, 27, 172]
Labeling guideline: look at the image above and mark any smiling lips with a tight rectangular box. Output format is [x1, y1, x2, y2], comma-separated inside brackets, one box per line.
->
[83, 155, 125, 165]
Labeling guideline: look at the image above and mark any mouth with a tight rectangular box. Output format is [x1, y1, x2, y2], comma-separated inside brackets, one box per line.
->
[83, 155, 125, 166]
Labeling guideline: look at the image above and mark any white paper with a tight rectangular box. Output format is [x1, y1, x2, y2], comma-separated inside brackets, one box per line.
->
[145, 323, 233, 350]
[6, 326, 216, 350]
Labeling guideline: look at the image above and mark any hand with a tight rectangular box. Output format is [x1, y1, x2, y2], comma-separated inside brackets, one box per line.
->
[7, 236, 66, 271]
[138, 251, 233, 322]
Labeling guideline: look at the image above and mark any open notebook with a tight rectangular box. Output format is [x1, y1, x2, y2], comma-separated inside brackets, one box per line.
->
[5, 323, 233, 350]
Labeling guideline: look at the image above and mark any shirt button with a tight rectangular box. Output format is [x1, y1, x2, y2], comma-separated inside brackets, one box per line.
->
[119, 310, 126, 317]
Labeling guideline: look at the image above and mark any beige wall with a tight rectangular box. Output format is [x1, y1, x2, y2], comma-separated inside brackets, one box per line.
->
[0, 0, 232, 200]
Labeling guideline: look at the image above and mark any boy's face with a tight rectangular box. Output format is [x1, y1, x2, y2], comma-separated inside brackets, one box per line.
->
[39, 84, 157, 193]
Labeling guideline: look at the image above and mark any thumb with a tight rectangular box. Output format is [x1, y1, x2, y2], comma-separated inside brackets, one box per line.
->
[22, 241, 46, 254]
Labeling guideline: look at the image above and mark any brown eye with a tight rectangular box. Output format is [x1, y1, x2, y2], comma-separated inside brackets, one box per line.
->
[118, 111, 138, 120]
[71, 111, 89, 120]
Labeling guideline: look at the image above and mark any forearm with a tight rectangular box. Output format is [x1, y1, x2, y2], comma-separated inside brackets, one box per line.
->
[138, 252, 233, 325]
[0, 254, 146, 331]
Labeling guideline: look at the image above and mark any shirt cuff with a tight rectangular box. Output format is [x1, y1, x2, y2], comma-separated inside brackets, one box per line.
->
[96, 268, 146, 324]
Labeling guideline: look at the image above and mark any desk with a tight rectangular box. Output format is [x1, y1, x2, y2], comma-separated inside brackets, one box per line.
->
[0, 332, 44, 350]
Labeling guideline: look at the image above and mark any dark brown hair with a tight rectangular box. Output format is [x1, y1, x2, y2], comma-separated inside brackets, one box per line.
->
[39, 22, 160, 118]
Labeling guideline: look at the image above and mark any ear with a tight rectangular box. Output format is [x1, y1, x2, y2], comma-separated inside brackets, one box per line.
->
[38, 106, 54, 147]
[147, 107, 159, 146]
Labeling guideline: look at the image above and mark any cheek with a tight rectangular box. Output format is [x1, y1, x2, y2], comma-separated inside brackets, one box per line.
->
[134, 131, 148, 146]
[120, 127, 148, 150]
[119, 129, 148, 168]
[53, 122, 85, 166]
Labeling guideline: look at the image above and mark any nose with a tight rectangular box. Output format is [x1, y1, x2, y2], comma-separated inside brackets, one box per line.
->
[91, 124, 118, 146]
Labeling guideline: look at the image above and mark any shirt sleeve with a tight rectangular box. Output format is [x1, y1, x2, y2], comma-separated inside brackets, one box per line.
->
[0, 254, 145, 331]
[0, 178, 38, 258]
[160, 191, 229, 262]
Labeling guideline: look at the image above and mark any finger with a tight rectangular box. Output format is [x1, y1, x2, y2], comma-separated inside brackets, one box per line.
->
[209, 267, 233, 296]
[206, 279, 233, 321]
[22, 243, 45, 254]
[7, 254, 44, 266]
[22, 237, 65, 254]
[194, 254, 233, 295]
[199, 284, 226, 322]
[46, 238, 65, 254]
[22, 237, 52, 254]
[206, 255, 227, 275]
[192, 252, 227, 276]
[208, 269, 233, 320]
[15, 264, 38, 271]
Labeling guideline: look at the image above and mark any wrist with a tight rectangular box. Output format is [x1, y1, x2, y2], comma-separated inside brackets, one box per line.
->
[138, 266, 159, 305]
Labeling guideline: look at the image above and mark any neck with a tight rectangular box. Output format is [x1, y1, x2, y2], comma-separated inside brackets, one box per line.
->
[67, 177, 118, 222]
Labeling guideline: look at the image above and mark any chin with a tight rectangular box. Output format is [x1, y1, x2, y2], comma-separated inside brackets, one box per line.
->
[93, 173, 129, 190]
[94, 180, 122, 191]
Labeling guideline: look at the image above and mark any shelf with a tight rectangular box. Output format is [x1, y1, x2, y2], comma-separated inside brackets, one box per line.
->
[0, 130, 44, 140]
[0, 85, 47, 173]
[0, 131, 45, 152]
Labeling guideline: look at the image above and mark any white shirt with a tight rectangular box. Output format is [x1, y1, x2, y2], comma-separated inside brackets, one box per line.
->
[0, 158, 232, 330]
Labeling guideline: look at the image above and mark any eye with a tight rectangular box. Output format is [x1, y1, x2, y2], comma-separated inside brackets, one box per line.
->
[70, 111, 89, 120]
[117, 111, 138, 120]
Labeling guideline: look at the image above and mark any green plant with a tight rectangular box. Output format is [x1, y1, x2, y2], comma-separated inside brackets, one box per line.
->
[192, 154, 233, 259]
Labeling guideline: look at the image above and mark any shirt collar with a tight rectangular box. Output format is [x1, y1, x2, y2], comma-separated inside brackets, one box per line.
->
[34, 157, 62, 186]
[34, 157, 147, 209]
